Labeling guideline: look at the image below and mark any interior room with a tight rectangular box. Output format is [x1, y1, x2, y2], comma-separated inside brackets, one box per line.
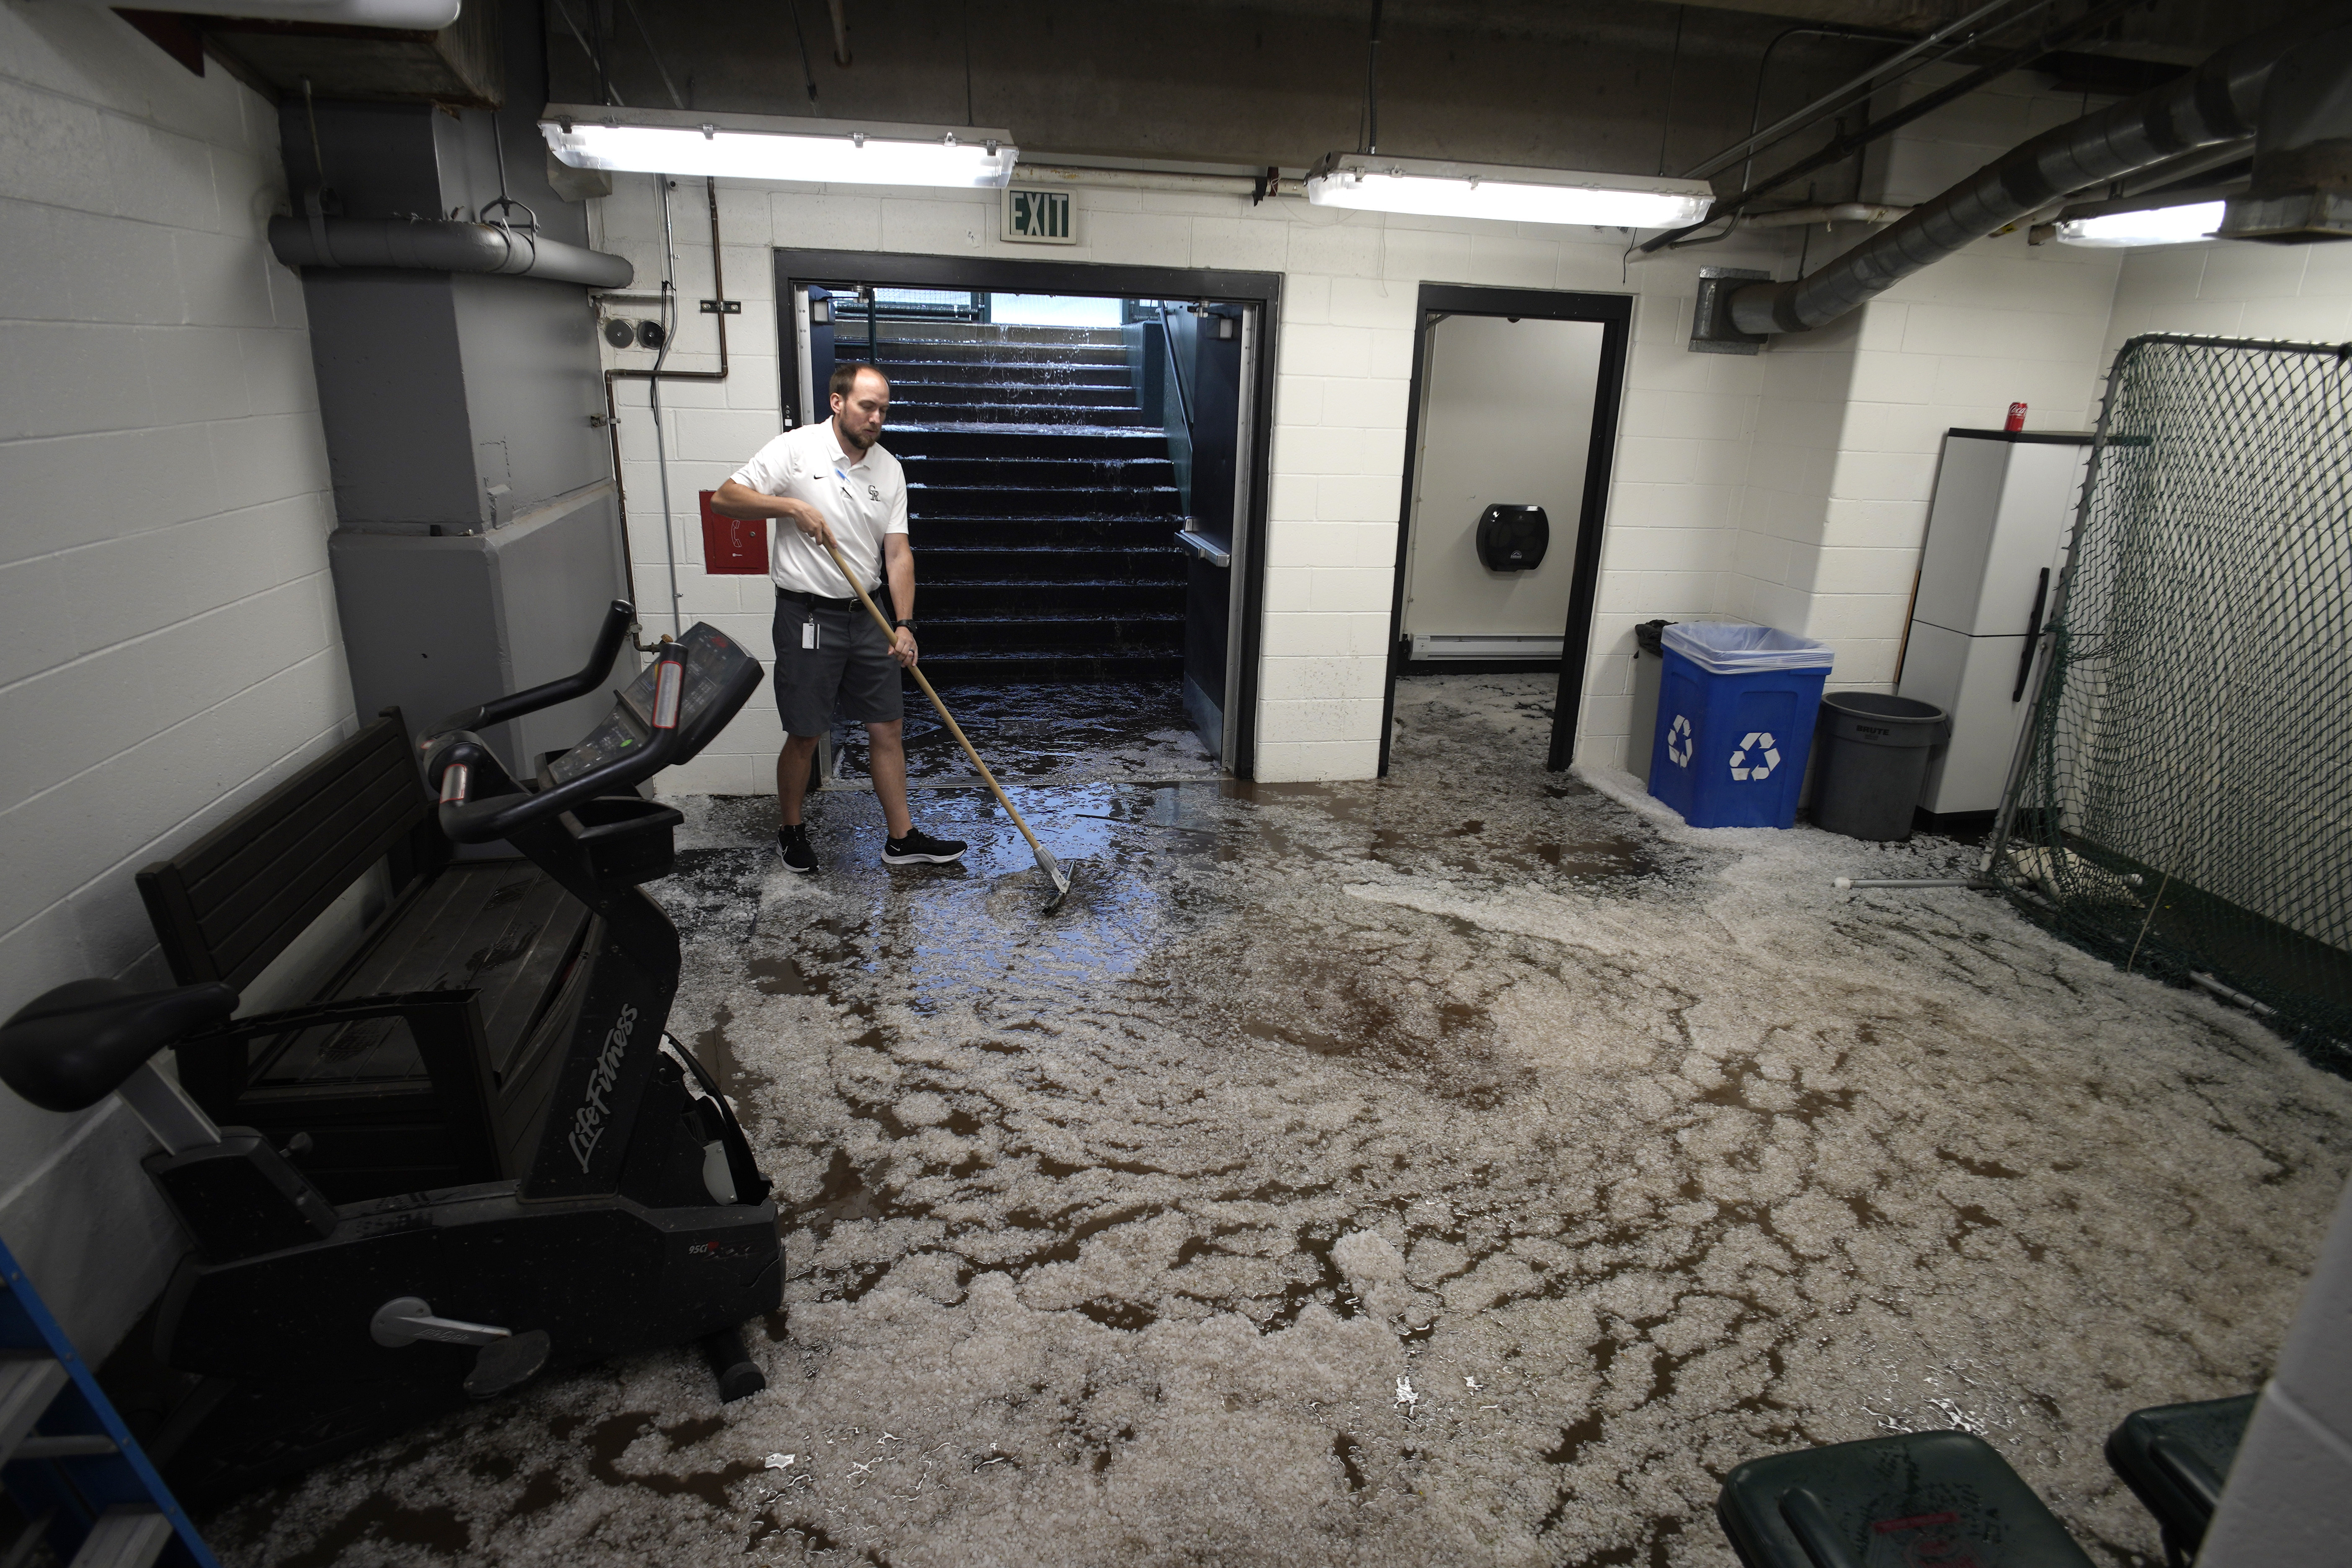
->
[2, 2, 2349, 1566]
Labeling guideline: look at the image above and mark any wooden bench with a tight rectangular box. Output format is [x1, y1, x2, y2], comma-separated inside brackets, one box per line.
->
[137, 710, 596, 1204]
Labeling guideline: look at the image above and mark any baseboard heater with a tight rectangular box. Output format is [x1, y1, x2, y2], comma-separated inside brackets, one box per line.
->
[1409, 634, 1564, 661]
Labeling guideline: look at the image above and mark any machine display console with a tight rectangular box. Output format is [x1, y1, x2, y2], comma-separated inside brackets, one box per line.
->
[549, 624, 758, 783]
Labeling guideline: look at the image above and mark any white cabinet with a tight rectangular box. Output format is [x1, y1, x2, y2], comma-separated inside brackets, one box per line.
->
[1897, 430, 2091, 817]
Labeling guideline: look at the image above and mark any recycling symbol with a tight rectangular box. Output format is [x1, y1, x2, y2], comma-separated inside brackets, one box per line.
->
[1665, 714, 1694, 768]
[1729, 731, 1781, 781]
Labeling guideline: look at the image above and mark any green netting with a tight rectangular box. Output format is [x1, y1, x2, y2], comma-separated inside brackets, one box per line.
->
[1988, 334, 2352, 1069]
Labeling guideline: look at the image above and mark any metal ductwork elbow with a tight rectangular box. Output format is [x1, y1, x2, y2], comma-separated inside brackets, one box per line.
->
[2218, 22, 2352, 241]
[268, 216, 634, 289]
[1699, 5, 2352, 347]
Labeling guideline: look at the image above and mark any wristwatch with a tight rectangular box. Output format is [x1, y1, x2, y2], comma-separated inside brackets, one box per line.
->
[892, 618, 916, 631]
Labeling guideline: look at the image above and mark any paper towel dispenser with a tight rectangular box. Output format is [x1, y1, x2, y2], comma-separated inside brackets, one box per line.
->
[1475, 504, 1549, 572]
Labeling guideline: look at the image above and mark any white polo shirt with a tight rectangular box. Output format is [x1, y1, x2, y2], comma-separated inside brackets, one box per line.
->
[727, 420, 908, 598]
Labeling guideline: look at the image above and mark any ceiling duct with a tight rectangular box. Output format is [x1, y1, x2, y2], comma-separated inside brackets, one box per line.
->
[1693, 5, 2352, 348]
[2219, 23, 2352, 240]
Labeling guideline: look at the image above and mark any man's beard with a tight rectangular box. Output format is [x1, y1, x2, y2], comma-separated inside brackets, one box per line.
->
[835, 415, 876, 453]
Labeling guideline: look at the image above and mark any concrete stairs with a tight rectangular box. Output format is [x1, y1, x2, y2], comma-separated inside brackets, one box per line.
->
[860, 324, 1187, 683]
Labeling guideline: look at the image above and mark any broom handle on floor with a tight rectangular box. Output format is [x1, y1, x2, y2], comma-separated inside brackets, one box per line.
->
[821, 541, 1048, 857]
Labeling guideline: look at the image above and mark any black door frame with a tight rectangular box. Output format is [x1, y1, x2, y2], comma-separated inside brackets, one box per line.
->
[1376, 283, 1632, 776]
[771, 249, 1282, 779]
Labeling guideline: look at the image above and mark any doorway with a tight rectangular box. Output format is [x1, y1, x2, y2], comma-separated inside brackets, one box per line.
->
[774, 251, 1279, 777]
[1377, 285, 1631, 776]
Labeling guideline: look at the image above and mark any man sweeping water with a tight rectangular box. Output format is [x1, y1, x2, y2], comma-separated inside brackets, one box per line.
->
[709, 362, 967, 874]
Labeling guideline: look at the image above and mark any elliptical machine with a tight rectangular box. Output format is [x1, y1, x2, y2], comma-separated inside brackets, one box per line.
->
[0, 604, 777, 1504]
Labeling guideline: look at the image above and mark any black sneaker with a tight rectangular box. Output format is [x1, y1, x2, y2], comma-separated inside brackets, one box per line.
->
[882, 827, 967, 867]
[777, 823, 818, 874]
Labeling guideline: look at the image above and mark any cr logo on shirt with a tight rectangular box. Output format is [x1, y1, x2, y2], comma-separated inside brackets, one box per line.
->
[867, 484, 880, 500]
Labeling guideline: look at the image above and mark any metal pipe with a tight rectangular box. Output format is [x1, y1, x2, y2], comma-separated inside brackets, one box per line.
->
[1685, 0, 2041, 181]
[2190, 971, 2278, 1016]
[650, 175, 683, 636]
[99, 0, 458, 20]
[620, 0, 687, 111]
[1642, 0, 2147, 256]
[1726, 8, 2343, 337]
[268, 216, 633, 288]
[602, 178, 731, 641]
[1017, 163, 1301, 198]
[827, 0, 851, 66]
[1744, 202, 1911, 227]
[1732, 23, 1921, 196]
[550, 0, 622, 106]
[2102, 138, 2257, 203]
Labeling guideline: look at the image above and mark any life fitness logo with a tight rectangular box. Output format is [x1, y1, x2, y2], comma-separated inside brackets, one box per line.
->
[1665, 715, 1694, 768]
[1730, 732, 1781, 781]
[568, 1003, 637, 1171]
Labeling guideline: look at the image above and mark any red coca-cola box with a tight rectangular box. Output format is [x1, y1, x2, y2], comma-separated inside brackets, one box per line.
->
[699, 491, 768, 574]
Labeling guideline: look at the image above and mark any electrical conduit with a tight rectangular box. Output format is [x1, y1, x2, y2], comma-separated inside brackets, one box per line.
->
[599, 178, 733, 639]
[1727, 5, 2349, 337]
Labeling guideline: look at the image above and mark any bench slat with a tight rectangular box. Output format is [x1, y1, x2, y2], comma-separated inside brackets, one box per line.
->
[138, 716, 430, 992]
[189, 765, 421, 983]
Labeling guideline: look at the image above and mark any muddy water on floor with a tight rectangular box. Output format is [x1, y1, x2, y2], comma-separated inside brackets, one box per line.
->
[677, 676, 1740, 1346]
[830, 678, 1217, 783]
[676, 677, 1743, 1360]
[206, 675, 2352, 1568]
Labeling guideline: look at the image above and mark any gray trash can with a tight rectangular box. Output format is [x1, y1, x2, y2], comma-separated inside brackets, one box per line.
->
[1812, 692, 1950, 841]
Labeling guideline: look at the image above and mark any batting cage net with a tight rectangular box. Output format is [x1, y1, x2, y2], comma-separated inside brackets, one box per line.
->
[1988, 335, 2352, 1068]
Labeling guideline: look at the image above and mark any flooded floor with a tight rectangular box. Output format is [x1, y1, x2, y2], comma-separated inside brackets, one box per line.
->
[829, 678, 1217, 784]
[205, 676, 2352, 1566]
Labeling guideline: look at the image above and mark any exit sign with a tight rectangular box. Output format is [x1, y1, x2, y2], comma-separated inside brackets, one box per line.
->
[1002, 186, 1075, 245]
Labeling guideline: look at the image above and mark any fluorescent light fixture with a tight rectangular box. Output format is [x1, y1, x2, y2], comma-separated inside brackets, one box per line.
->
[541, 106, 1017, 189]
[2055, 199, 2225, 248]
[1305, 152, 1712, 229]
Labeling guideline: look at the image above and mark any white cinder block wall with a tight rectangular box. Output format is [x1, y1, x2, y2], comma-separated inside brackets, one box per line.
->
[591, 174, 1801, 787]
[586, 73, 2182, 788]
[0, 7, 346, 1353]
[2098, 239, 2352, 367]
[1727, 239, 2121, 689]
[1721, 69, 2126, 691]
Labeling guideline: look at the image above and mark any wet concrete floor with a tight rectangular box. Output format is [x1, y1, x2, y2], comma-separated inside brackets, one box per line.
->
[828, 678, 1217, 784]
[205, 675, 2352, 1566]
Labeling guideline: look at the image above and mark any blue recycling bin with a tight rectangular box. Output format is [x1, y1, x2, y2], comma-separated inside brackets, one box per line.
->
[1646, 623, 1834, 828]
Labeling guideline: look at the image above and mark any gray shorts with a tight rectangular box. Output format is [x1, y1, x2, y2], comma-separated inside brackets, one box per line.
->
[771, 589, 903, 737]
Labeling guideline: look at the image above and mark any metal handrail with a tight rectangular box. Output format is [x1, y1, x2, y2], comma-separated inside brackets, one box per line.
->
[1155, 301, 1195, 435]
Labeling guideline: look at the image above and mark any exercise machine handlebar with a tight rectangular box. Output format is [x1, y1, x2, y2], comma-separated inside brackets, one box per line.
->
[433, 642, 689, 843]
[432, 599, 637, 736]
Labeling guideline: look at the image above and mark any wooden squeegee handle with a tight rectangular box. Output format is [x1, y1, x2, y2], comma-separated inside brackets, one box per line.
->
[820, 540, 1047, 857]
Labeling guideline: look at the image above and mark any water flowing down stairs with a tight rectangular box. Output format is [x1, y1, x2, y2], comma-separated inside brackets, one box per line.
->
[858, 323, 1188, 683]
